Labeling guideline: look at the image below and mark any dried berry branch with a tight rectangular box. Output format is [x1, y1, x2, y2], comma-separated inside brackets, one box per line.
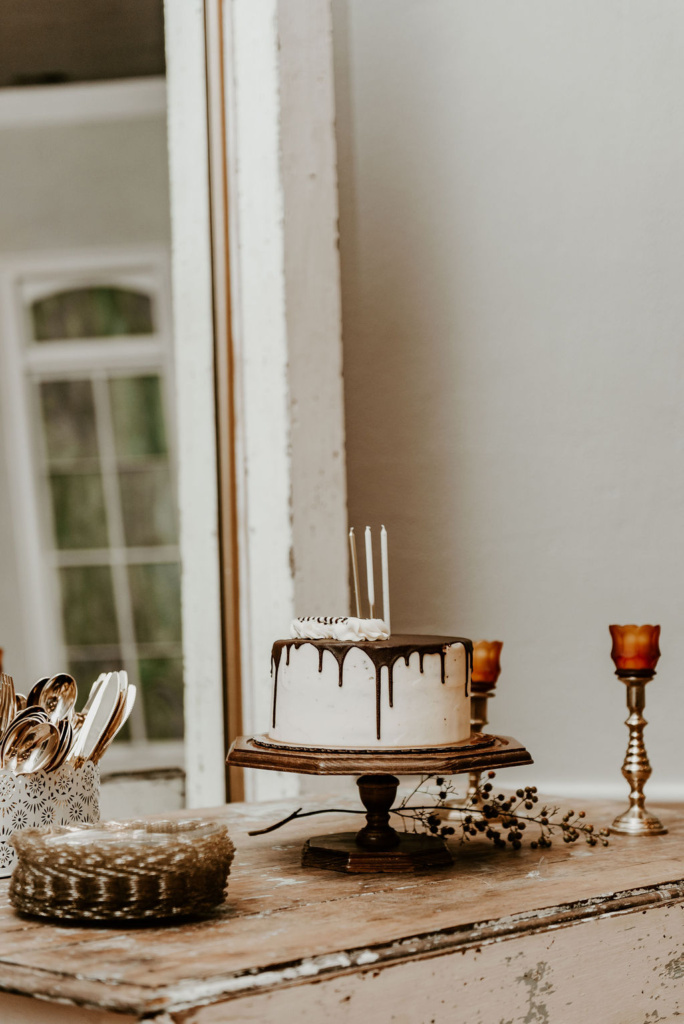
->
[393, 772, 610, 850]
[248, 807, 365, 836]
[248, 772, 610, 850]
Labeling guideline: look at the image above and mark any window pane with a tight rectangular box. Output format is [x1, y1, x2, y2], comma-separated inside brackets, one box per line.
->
[31, 287, 153, 341]
[119, 463, 177, 546]
[40, 380, 98, 461]
[139, 657, 183, 740]
[109, 376, 167, 457]
[49, 473, 108, 549]
[128, 563, 181, 643]
[60, 566, 119, 646]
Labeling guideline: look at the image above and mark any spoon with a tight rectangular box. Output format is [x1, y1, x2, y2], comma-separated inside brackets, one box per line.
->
[47, 718, 73, 771]
[26, 677, 50, 708]
[71, 672, 109, 741]
[2, 719, 60, 773]
[38, 673, 77, 725]
[15, 693, 27, 714]
[91, 678, 134, 763]
[9, 707, 48, 726]
[0, 706, 49, 745]
[70, 673, 120, 763]
[98, 682, 136, 761]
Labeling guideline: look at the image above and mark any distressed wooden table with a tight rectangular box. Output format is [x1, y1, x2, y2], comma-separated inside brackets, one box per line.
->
[0, 794, 682, 1023]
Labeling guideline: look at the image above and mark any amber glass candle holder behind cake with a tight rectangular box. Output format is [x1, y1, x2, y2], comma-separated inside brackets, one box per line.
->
[440, 640, 503, 819]
[464, 641, 502, 801]
[609, 625, 667, 836]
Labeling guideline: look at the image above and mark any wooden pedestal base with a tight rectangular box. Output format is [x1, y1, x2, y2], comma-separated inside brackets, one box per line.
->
[303, 830, 453, 873]
[303, 773, 453, 873]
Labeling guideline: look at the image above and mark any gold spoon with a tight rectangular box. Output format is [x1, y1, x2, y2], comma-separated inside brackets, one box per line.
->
[0, 706, 49, 746]
[47, 718, 73, 772]
[2, 719, 60, 773]
[26, 677, 50, 708]
[37, 673, 77, 726]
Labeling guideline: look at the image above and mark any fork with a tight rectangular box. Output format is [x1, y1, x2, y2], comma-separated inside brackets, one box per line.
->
[0, 674, 16, 740]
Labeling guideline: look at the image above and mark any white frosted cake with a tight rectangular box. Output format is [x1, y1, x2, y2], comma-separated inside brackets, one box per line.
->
[269, 616, 472, 749]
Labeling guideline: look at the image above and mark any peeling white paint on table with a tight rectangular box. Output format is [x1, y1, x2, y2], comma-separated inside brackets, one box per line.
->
[0, 796, 682, 1022]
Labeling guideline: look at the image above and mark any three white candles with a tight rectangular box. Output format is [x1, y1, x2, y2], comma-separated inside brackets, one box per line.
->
[348, 525, 390, 632]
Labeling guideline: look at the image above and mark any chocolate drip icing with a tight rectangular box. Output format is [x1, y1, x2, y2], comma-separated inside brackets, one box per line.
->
[389, 653, 412, 710]
[271, 635, 472, 737]
[270, 650, 279, 729]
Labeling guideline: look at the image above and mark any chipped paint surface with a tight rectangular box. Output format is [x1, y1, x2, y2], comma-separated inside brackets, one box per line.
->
[663, 954, 684, 980]
[193, 902, 684, 1024]
[515, 961, 553, 1024]
[70, 878, 684, 1016]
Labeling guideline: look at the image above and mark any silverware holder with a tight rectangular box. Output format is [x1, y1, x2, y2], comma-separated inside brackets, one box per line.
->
[0, 761, 100, 877]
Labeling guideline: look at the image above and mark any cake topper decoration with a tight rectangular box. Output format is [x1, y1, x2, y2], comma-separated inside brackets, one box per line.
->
[290, 617, 389, 642]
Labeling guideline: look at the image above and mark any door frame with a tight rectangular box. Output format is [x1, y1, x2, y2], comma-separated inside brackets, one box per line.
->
[165, 0, 348, 805]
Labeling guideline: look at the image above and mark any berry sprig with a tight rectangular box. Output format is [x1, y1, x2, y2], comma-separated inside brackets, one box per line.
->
[246, 772, 611, 850]
[392, 771, 610, 850]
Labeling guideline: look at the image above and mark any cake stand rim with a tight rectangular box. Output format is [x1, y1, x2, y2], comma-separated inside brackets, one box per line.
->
[250, 731, 497, 755]
[226, 733, 533, 776]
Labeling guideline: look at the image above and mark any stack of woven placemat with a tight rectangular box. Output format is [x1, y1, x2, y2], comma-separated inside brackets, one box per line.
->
[9, 818, 234, 921]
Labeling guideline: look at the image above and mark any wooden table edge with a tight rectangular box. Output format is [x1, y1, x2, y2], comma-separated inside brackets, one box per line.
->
[0, 874, 682, 1016]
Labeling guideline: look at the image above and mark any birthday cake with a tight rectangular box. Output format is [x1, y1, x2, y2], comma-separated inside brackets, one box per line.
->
[269, 616, 472, 749]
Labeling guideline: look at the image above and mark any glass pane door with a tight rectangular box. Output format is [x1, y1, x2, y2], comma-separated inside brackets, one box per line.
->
[36, 367, 182, 743]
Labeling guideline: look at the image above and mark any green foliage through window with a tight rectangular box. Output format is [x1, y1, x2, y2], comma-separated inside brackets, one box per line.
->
[32, 287, 154, 341]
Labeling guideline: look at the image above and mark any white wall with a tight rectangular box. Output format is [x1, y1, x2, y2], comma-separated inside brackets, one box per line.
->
[0, 108, 170, 689]
[0, 118, 170, 252]
[334, 0, 684, 797]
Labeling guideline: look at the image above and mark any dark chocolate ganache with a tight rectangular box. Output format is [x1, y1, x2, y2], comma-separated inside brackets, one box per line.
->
[271, 635, 472, 741]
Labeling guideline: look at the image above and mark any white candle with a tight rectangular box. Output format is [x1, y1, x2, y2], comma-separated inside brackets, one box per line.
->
[381, 524, 390, 634]
[349, 527, 361, 617]
[364, 526, 375, 618]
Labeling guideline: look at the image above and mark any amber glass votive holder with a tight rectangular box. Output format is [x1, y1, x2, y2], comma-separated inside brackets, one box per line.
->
[609, 624, 666, 836]
[609, 624, 661, 674]
[471, 640, 503, 693]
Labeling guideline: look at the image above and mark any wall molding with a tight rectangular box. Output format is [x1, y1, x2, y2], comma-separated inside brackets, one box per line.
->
[0, 76, 166, 130]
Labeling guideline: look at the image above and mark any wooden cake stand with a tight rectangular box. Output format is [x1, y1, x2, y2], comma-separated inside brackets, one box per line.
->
[227, 733, 533, 873]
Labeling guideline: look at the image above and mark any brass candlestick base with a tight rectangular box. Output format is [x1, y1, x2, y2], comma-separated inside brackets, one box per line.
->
[465, 692, 493, 801]
[440, 691, 495, 821]
[611, 671, 667, 837]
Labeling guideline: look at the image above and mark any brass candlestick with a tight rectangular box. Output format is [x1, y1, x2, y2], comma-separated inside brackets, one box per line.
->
[609, 625, 667, 837]
[466, 641, 502, 798]
[441, 641, 502, 817]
